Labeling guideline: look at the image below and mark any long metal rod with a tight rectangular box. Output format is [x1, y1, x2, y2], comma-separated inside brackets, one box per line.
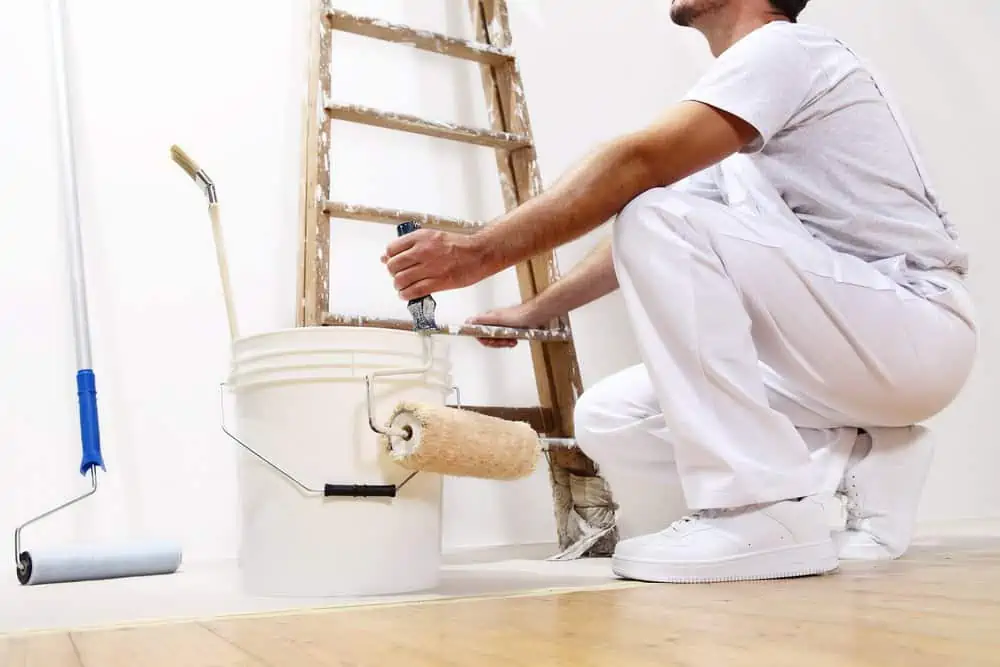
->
[15, 468, 97, 571]
[540, 438, 577, 449]
[49, 0, 92, 371]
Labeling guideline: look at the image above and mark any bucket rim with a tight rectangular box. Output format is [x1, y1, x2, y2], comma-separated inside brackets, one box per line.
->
[231, 325, 444, 346]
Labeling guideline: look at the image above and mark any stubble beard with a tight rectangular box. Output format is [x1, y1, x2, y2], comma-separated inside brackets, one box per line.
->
[670, 0, 728, 27]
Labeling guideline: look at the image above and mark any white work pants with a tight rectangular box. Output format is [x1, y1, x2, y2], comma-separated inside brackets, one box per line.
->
[575, 162, 977, 534]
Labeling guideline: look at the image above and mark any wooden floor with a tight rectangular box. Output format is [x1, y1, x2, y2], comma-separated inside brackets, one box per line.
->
[3, 537, 999, 666]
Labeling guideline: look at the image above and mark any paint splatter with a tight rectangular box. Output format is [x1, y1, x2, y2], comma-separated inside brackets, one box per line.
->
[325, 202, 484, 233]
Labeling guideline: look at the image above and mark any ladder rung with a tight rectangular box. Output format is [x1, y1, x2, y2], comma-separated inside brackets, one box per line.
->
[323, 314, 572, 342]
[460, 406, 558, 435]
[324, 201, 484, 234]
[326, 103, 532, 150]
[326, 8, 514, 66]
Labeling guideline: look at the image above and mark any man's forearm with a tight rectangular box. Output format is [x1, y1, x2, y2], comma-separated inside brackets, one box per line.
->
[526, 239, 617, 322]
[473, 138, 650, 277]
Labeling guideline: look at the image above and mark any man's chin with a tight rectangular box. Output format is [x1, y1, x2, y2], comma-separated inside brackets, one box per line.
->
[669, 5, 695, 27]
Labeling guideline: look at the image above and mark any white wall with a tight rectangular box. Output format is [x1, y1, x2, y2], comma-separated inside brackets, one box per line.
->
[2, 0, 997, 576]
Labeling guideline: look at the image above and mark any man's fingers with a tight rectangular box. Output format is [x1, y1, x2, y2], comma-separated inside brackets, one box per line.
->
[398, 279, 439, 301]
[392, 265, 433, 292]
[465, 315, 494, 326]
[476, 338, 517, 348]
[385, 248, 421, 276]
[466, 311, 519, 348]
[384, 232, 419, 259]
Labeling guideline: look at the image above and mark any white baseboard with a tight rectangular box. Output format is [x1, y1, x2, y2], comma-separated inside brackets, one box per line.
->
[442, 542, 562, 565]
[440, 517, 1000, 565]
[914, 517, 1000, 538]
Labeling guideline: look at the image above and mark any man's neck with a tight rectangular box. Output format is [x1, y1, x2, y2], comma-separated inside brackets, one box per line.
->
[700, 15, 790, 57]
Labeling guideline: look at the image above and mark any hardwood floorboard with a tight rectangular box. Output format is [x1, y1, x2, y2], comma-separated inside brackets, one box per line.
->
[70, 623, 267, 667]
[0, 632, 82, 667]
[4, 537, 999, 667]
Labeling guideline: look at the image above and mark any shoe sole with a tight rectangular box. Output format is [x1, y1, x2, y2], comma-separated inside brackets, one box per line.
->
[611, 540, 840, 584]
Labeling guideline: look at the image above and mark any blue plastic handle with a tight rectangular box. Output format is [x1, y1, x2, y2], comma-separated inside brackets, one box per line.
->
[76, 369, 105, 474]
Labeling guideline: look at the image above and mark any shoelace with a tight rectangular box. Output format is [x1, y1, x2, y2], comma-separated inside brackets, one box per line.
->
[669, 507, 742, 530]
[671, 501, 787, 531]
[839, 472, 869, 526]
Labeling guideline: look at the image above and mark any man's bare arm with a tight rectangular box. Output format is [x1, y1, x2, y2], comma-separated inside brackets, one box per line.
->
[465, 238, 616, 347]
[473, 101, 757, 276]
[522, 238, 616, 322]
[382, 101, 757, 300]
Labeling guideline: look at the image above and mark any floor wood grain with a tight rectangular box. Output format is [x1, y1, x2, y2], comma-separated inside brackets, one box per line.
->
[0, 632, 82, 667]
[4, 537, 999, 667]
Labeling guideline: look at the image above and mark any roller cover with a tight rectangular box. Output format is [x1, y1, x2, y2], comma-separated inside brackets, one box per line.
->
[381, 403, 541, 480]
[17, 539, 182, 585]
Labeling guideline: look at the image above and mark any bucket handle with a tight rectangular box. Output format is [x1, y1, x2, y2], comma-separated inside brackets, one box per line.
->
[219, 335, 461, 499]
[218, 383, 417, 498]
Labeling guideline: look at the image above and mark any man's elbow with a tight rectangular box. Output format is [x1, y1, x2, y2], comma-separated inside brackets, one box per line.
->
[613, 135, 671, 196]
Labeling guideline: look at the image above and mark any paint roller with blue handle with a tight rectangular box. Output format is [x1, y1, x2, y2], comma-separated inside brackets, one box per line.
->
[14, 0, 182, 586]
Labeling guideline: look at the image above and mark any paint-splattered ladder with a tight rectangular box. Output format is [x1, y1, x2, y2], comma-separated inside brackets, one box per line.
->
[296, 0, 617, 558]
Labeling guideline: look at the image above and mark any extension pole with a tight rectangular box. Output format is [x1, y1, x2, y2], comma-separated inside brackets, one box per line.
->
[49, 0, 104, 475]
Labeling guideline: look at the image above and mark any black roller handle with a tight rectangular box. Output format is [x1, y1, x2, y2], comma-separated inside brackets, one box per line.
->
[324, 484, 397, 498]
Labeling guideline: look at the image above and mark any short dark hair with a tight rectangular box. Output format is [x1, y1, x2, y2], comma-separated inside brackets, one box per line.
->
[769, 0, 810, 21]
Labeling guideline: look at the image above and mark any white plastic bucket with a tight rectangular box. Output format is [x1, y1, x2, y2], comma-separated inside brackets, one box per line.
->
[225, 326, 452, 597]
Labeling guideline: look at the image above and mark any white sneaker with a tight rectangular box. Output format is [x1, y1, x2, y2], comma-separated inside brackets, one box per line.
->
[834, 426, 934, 561]
[610, 497, 839, 583]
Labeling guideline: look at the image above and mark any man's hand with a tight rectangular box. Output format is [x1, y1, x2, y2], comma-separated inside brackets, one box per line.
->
[465, 302, 546, 349]
[381, 228, 493, 300]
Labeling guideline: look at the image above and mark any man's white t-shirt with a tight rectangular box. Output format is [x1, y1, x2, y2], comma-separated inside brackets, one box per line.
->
[676, 20, 968, 280]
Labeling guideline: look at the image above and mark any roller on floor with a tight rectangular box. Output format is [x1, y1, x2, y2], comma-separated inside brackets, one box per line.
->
[14, 0, 182, 586]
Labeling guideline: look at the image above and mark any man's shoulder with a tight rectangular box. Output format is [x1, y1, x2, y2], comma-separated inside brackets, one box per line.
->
[708, 21, 845, 79]
[769, 22, 861, 68]
[732, 21, 852, 59]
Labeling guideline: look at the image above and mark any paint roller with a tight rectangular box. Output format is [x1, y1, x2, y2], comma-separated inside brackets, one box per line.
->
[380, 401, 542, 480]
[14, 0, 183, 586]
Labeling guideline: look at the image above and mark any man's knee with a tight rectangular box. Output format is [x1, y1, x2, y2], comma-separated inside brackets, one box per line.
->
[572, 367, 660, 464]
[573, 386, 614, 457]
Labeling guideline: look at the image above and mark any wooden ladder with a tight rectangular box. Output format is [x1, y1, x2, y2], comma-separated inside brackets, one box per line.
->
[295, 0, 618, 558]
